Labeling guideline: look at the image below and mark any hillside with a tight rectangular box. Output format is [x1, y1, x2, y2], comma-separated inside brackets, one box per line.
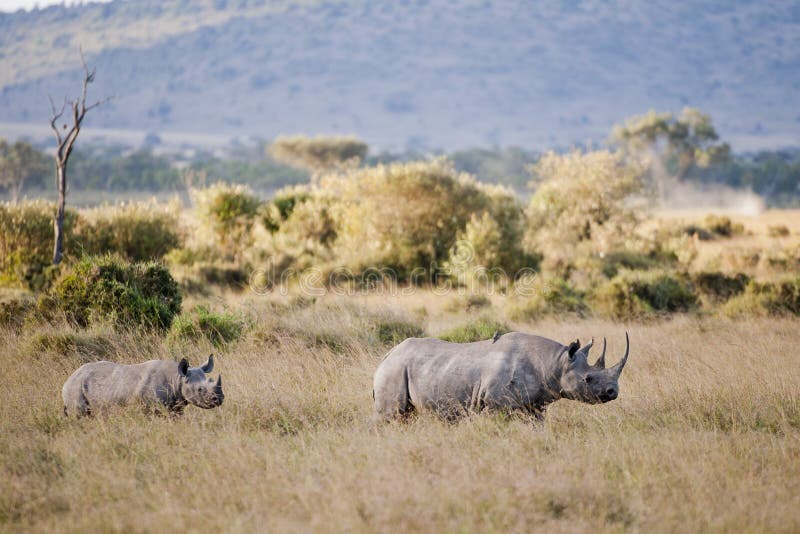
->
[0, 0, 799, 151]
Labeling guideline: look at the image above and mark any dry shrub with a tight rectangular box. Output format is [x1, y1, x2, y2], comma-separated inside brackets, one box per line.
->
[701, 214, 745, 238]
[72, 201, 183, 261]
[260, 192, 337, 270]
[259, 185, 311, 233]
[450, 184, 533, 273]
[0, 293, 38, 330]
[768, 224, 790, 238]
[255, 162, 533, 280]
[0, 201, 77, 290]
[324, 160, 492, 278]
[444, 294, 492, 313]
[29, 331, 115, 361]
[526, 150, 645, 273]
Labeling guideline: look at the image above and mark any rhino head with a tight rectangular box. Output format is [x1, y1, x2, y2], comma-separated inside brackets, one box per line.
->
[558, 333, 629, 404]
[178, 355, 224, 409]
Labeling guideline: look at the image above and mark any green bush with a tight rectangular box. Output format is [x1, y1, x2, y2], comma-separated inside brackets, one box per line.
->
[0, 201, 77, 290]
[691, 272, 749, 304]
[592, 270, 697, 319]
[192, 183, 261, 259]
[507, 277, 588, 320]
[73, 202, 182, 261]
[50, 255, 181, 331]
[722, 278, 800, 317]
[375, 317, 424, 345]
[438, 318, 510, 343]
[169, 305, 247, 348]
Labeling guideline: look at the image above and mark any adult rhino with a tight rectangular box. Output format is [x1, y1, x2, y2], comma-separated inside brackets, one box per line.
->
[62, 355, 224, 417]
[373, 332, 628, 421]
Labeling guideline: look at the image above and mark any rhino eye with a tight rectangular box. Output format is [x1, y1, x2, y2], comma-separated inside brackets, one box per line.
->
[585, 376, 594, 384]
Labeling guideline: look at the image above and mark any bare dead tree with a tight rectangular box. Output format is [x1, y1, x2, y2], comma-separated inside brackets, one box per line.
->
[48, 49, 110, 265]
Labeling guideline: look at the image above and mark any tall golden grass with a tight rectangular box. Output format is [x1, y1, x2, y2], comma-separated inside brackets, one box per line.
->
[1, 292, 798, 531]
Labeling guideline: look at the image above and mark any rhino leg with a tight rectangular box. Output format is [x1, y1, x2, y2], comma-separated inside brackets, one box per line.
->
[373, 365, 415, 421]
[63, 386, 91, 417]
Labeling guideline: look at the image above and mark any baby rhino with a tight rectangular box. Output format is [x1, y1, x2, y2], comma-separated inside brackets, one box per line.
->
[62, 355, 224, 417]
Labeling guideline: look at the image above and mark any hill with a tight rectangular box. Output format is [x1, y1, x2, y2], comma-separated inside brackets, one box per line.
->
[0, 0, 798, 151]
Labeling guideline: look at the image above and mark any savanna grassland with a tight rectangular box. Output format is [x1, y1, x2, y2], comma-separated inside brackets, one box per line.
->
[2, 149, 800, 531]
[1, 294, 799, 532]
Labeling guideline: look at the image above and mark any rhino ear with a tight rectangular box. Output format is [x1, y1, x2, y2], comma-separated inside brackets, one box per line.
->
[567, 340, 581, 361]
[201, 354, 214, 373]
[178, 358, 189, 377]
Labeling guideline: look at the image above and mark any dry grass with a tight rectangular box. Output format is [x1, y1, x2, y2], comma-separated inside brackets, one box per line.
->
[1, 292, 799, 532]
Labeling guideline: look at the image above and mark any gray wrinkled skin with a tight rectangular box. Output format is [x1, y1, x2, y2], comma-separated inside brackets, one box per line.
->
[62, 355, 224, 417]
[373, 332, 629, 422]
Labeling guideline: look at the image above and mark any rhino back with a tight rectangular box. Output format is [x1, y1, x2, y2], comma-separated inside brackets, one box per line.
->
[381, 333, 565, 415]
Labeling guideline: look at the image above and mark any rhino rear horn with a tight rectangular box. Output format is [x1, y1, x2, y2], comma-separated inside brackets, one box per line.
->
[610, 333, 629, 377]
[201, 354, 214, 373]
[596, 337, 607, 368]
[215, 374, 222, 391]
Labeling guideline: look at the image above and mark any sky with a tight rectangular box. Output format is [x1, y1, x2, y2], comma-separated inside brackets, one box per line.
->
[0, 0, 110, 11]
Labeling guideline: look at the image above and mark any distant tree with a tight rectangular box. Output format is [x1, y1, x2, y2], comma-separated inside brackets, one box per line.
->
[610, 107, 730, 201]
[0, 139, 49, 202]
[48, 50, 109, 264]
[268, 135, 368, 176]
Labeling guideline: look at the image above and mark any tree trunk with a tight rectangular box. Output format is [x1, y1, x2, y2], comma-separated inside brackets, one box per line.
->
[53, 163, 66, 265]
[11, 176, 24, 203]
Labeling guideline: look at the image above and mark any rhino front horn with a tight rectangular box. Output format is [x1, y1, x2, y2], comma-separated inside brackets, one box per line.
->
[610, 332, 629, 377]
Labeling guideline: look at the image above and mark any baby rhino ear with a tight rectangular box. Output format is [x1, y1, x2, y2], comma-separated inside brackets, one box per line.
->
[567, 339, 581, 361]
[178, 358, 189, 377]
[201, 354, 214, 373]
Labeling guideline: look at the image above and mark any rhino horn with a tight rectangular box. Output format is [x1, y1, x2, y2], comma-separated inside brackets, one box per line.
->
[595, 337, 607, 368]
[610, 332, 629, 377]
[216, 374, 222, 391]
